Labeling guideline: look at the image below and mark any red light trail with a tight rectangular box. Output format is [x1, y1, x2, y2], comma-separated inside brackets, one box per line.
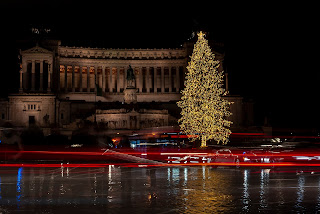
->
[1, 148, 320, 168]
[0, 162, 320, 168]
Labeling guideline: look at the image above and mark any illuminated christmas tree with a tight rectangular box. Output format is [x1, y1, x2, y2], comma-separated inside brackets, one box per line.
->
[177, 31, 232, 147]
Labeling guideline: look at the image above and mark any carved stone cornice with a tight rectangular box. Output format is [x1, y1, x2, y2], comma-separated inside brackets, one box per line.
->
[8, 95, 56, 103]
[59, 58, 187, 67]
[21, 46, 53, 62]
[22, 46, 53, 55]
[58, 46, 187, 60]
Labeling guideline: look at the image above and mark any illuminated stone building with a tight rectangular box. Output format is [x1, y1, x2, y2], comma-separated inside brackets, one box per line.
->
[0, 39, 253, 134]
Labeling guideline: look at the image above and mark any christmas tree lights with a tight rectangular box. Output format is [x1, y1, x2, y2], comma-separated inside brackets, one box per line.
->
[177, 31, 232, 147]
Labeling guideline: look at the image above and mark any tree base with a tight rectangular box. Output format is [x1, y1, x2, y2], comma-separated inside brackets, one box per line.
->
[201, 136, 207, 148]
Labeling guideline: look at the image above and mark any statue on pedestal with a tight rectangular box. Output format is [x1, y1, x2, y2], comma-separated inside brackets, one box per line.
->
[126, 65, 135, 88]
[124, 65, 137, 104]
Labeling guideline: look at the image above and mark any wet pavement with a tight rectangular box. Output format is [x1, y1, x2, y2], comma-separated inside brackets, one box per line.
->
[1, 166, 320, 213]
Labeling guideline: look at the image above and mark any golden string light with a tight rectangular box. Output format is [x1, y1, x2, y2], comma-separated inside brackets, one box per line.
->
[177, 31, 232, 147]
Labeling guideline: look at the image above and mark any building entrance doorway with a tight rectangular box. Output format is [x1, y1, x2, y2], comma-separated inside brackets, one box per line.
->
[29, 116, 35, 125]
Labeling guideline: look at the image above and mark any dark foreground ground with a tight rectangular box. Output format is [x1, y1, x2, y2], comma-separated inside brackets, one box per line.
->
[1, 166, 320, 213]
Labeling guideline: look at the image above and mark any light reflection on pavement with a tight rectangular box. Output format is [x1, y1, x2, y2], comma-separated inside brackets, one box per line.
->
[1, 166, 320, 213]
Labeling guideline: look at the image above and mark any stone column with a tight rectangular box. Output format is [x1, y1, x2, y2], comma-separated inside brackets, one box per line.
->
[39, 60, 43, 91]
[64, 65, 68, 92]
[134, 67, 138, 91]
[31, 60, 35, 91]
[109, 67, 113, 92]
[102, 65, 106, 92]
[19, 69, 23, 92]
[57, 62, 61, 92]
[72, 65, 75, 92]
[124, 67, 127, 89]
[161, 66, 165, 93]
[22, 60, 27, 91]
[116, 67, 120, 92]
[146, 67, 150, 93]
[47, 63, 51, 92]
[139, 67, 143, 93]
[169, 66, 172, 92]
[175, 66, 180, 92]
[225, 72, 229, 92]
[123, 67, 126, 90]
[98, 67, 102, 92]
[79, 66, 83, 92]
[94, 66, 97, 93]
[153, 67, 157, 93]
[87, 66, 90, 92]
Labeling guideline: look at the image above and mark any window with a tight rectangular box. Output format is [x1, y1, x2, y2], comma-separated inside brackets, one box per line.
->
[26, 104, 39, 111]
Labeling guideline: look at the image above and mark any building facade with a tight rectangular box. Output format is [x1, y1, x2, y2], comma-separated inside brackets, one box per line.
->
[0, 39, 253, 135]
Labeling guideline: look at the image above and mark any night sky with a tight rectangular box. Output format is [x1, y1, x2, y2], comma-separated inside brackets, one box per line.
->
[1, 1, 317, 129]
